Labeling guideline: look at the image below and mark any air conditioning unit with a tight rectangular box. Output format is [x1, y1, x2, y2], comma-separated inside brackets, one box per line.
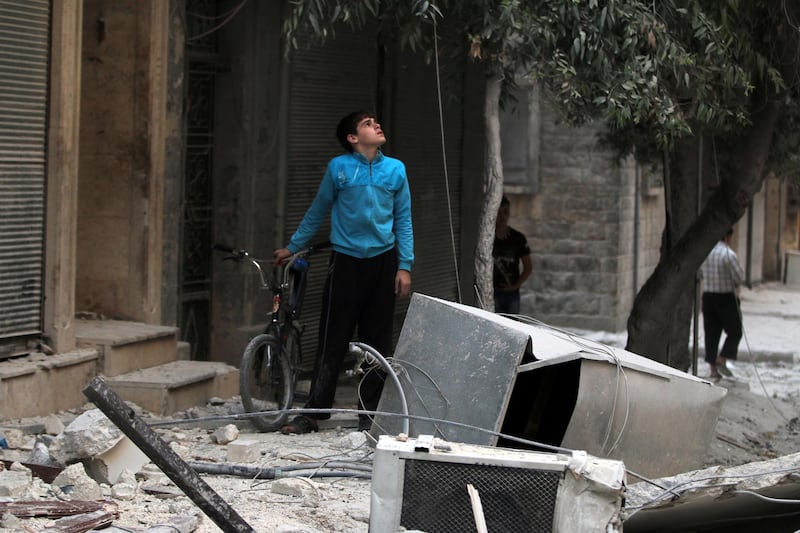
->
[369, 435, 625, 533]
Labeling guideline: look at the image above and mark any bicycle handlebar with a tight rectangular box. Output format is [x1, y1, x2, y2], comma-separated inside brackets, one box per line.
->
[213, 241, 332, 289]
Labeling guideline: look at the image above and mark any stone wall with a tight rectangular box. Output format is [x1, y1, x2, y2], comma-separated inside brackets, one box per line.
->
[514, 106, 664, 332]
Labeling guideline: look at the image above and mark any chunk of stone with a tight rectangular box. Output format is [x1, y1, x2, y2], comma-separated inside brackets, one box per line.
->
[271, 478, 319, 498]
[52, 462, 103, 501]
[50, 409, 124, 464]
[226, 439, 260, 463]
[0, 468, 33, 497]
[44, 414, 65, 436]
[211, 424, 239, 445]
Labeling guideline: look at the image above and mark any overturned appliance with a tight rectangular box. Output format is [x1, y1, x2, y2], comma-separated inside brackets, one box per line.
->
[369, 434, 626, 533]
[373, 294, 727, 479]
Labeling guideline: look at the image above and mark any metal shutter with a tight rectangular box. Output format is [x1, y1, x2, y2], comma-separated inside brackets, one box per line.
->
[285, 29, 379, 369]
[0, 0, 50, 353]
[392, 50, 463, 307]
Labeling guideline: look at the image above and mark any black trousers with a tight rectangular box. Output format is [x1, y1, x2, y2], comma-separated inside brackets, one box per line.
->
[702, 292, 742, 363]
[305, 249, 397, 419]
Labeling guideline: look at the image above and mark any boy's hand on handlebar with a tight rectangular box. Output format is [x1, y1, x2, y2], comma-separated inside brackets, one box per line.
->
[273, 247, 292, 265]
[395, 270, 411, 298]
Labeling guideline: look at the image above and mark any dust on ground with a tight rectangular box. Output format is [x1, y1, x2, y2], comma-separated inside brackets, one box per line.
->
[2, 361, 798, 533]
[2, 283, 799, 532]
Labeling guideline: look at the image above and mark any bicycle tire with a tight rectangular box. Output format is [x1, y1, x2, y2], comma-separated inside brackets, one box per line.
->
[239, 333, 293, 431]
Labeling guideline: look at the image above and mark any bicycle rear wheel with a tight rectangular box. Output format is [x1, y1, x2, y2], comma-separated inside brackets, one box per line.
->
[239, 333, 293, 431]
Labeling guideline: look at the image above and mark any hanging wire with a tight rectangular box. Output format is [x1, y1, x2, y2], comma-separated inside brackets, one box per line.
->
[186, 0, 248, 43]
[432, 16, 463, 303]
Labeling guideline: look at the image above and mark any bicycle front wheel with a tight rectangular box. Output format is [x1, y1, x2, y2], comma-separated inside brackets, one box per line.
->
[239, 333, 293, 431]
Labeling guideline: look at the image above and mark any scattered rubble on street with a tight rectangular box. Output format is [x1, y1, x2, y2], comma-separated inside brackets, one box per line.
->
[0, 284, 797, 531]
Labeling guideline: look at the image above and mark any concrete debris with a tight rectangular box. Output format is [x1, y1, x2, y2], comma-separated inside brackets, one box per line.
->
[52, 463, 103, 501]
[226, 439, 260, 463]
[50, 409, 125, 464]
[271, 478, 320, 499]
[28, 439, 54, 466]
[2, 428, 31, 451]
[0, 466, 33, 497]
[101, 514, 201, 533]
[211, 423, 239, 444]
[1, 511, 22, 529]
[44, 414, 65, 436]
[624, 451, 800, 531]
[110, 468, 138, 500]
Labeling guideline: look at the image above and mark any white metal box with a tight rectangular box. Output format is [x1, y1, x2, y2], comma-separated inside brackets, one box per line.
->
[369, 435, 625, 533]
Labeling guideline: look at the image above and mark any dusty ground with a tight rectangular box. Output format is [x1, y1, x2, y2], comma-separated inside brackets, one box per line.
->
[1, 361, 798, 533]
[2, 284, 798, 532]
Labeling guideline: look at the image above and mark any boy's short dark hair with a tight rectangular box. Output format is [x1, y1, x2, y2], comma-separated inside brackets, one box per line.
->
[336, 111, 376, 152]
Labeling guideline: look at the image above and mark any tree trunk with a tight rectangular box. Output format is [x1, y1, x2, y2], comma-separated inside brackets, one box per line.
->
[626, 96, 782, 368]
[473, 75, 504, 310]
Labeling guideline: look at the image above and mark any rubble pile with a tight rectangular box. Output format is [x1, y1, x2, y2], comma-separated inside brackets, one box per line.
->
[0, 401, 374, 532]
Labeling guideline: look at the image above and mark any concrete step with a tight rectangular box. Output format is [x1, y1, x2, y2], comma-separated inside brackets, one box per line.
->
[105, 360, 239, 416]
[0, 349, 99, 419]
[75, 320, 179, 377]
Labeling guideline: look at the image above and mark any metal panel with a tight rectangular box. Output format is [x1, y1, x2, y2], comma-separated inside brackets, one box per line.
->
[376, 294, 727, 479]
[0, 0, 50, 350]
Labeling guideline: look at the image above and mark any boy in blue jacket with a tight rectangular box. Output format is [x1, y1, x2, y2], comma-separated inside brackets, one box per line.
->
[273, 111, 414, 433]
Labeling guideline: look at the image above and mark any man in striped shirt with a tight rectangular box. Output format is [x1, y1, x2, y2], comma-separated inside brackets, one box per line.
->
[700, 228, 745, 380]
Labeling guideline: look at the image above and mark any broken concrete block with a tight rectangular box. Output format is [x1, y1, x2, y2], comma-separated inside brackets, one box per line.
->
[111, 468, 138, 501]
[52, 463, 103, 501]
[226, 439, 260, 463]
[271, 478, 319, 498]
[0, 469, 33, 497]
[44, 414, 65, 436]
[111, 482, 137, 501]
[169, 441, 192, 460]
[50, 409, 124, 464]
[212, 424, 239, 445]
[1, 511, 22, 529]
[27, 439, 56, 466]
[85, 436, 149, 485]
[1, 428, 25, 449]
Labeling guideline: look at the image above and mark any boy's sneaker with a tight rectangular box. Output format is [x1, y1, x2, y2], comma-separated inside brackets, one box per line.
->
[280, 415, 318, 435]
[358, 416, 372, 432]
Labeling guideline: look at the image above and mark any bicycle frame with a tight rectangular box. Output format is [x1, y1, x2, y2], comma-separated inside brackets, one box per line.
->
[214, 241, 329, 361]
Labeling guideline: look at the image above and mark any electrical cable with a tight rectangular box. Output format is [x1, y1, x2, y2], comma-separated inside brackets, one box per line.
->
[351, 342, 409, 435]
[431, 14, 463, 304]
[506, 313, 632, 455]
[736, 294, 792, 422]
[186, 0, 248, 42]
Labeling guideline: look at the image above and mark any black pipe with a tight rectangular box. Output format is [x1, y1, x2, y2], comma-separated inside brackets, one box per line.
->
[83, 377, 255, 533]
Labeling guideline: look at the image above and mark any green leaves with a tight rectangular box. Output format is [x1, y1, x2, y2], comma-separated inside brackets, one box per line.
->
[281, 0, 799, 168]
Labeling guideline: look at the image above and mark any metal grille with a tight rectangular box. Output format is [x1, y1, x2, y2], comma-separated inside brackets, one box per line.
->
[400, 459, 561, 533]
[0, 0, 50, 349]
[180, 0, 219, 362]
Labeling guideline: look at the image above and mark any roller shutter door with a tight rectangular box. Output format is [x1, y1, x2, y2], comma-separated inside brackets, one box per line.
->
[392, 50, 463, 310]
[285, 29, 379, 369]
[285, 31, 464, 367]
[0, 0, 50, 356]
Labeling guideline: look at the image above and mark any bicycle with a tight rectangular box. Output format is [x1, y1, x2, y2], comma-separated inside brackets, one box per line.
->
[214, 241, 330, 431]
